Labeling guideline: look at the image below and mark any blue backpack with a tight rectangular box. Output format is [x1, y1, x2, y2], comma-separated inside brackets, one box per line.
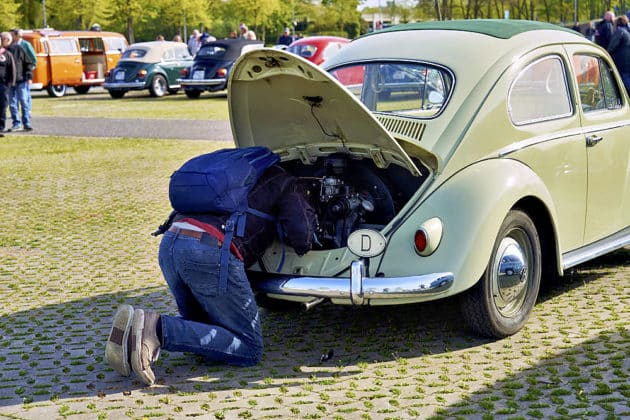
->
[168, 146, 281, 290]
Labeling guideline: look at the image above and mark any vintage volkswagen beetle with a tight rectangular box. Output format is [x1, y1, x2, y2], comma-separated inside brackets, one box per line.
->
[103, 41, 193, 98]
[178, 39, 263, 98]
[228, 20, 630, 338]
[287, 35, 350, 65]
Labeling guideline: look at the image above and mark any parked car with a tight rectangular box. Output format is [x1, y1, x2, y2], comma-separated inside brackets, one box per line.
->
[227, 20, 630, 338]
[22, 29, 128, 97]
[103, 41, 193, 98]
[178, 39, 263, 98]
[287, 36, 350, 65]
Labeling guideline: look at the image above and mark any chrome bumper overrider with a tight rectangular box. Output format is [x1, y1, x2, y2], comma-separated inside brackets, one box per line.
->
[251, 260, 454, 305]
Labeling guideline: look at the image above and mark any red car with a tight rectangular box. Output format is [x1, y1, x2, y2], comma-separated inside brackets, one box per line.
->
[287, 36, 350, 65]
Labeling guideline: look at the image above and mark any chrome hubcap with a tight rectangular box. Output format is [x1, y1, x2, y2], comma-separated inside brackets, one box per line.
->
[491, 231, 530, 317]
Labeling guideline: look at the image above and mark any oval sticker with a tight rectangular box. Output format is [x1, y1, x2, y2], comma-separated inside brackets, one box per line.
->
[347, 229, 387, 258]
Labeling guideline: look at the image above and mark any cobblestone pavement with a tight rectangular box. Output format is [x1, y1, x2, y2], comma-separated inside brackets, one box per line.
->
[0, 137, 628, 419]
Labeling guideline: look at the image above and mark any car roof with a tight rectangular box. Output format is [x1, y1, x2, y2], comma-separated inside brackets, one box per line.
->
[123, 41, 189, 62]
[368, 19, 580, 39]
[290, 36, 350, 45]
[197, 39, 263, 60]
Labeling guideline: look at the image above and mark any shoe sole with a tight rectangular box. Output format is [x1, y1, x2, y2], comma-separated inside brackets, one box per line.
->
[131, 309, 156, 386]
[104, 305, 134, 376]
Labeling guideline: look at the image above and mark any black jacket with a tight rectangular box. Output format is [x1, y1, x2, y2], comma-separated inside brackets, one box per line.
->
[596, 19, 614, 49]
[174, 165, 317, 268]
[8, 43, 33, 83]
[608, 26, 630, 74]
[0, 48, 15, 87]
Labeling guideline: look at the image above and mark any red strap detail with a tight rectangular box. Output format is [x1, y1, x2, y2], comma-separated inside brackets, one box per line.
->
[180, 218, 244, 261]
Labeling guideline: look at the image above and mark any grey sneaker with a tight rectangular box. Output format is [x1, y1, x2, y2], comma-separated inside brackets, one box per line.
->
[130, 309, 161, 386]
[104, 304, 134, 376]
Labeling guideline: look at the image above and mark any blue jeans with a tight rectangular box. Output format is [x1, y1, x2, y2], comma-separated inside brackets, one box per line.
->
[9, 81, 31, 127]
[158, 230, 263, 366]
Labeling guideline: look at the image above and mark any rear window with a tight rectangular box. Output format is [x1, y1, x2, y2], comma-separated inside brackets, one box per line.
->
[122, 48, 147, 59]
[329, 61, 453, 118]
[197, 46, 228, 58]
[289, 43, 317, 59]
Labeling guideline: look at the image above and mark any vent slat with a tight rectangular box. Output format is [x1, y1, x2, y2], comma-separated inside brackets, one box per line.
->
[376, 115, 426, 142]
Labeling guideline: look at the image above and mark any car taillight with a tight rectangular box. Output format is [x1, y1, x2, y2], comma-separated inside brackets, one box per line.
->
[180, 68, 188, 77]
[217, 68, 227, 77]
[414, 217, 443, 256]
[138, 69, 147, 78]
[105, 70, 111, 77]
[414, 230, 428, 254]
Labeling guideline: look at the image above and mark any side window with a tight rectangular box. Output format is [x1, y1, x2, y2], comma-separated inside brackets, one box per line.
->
[572, 54, 622, 112]
[105, 38, 127, 53]
[508, 56, 573, 125]
[49, 38, 79, 54]
[163, 48, 174, 61]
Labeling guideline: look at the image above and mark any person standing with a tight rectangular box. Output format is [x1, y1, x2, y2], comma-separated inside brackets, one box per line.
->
[277, 27, 294, 46]
[239, 23, 256, 40]
[187, 29, 201, 55]
[8, 30, 34, 132]
[0, 33, 16, 136]
[105, 163, 317, 385]
[595, 11, 615, 49]
[608, 15, 630, 94]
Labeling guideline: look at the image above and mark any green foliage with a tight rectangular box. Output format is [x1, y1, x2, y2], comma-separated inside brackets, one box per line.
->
[0, 0, 22, 29]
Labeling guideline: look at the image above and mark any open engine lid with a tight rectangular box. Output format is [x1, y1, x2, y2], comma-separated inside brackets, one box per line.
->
[228, 48, 424, 176]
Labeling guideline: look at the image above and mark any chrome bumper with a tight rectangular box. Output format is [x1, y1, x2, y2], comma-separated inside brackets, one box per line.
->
[251, 260, 454, 305]
[103, 82, 146, 89]
[178, 78, 226, 87]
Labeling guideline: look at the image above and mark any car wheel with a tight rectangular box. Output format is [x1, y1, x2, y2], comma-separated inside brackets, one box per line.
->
[47, 84, 66, 97]
[460, 210, 541, 338]
[73, 86, 90, 94]
[108, 90, 126, 99]
[149, 74, 167, 97]
[185, 89, 202, 99]
[167, 88, 179, 95]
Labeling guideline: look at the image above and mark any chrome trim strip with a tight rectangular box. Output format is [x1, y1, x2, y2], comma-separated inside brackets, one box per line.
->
[103, 82, 146, 89]
[251, 260, 454, 304]
[30, 83, 44, 90]
[562, 226, 630, 270]
[178, 78, 226, 86]
[498, 120, 630, 157]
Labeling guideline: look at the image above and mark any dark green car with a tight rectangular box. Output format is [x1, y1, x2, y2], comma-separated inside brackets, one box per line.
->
[103, 41, 193, 98]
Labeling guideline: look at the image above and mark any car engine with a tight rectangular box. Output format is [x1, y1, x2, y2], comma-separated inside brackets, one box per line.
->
[284, 153, 426, 250]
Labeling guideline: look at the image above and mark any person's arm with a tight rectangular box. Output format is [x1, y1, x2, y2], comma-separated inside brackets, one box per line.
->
[276, 179, 317, 255]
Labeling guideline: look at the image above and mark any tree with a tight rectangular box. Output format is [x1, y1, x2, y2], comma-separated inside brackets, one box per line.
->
[0, 0, 21, 29]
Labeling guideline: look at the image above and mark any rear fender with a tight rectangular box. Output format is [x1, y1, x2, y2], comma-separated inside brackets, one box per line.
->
[377, 158, 559, 295]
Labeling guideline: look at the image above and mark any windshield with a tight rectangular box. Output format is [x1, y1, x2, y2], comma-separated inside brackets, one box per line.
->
[329, 62, 453, 118]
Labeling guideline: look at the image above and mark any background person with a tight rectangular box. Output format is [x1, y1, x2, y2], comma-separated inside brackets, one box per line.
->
[239, 23, 256, 40]
[608, 15, 630, 93]
[0, 33, 16, 136]
[8, 30, 34, 132]
[277, 27, 293, 46]
[595, 11, 615, 49]
[188, 29, 201, 55]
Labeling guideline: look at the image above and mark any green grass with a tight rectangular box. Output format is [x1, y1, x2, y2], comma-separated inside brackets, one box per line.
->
[30, 90, 230, 120]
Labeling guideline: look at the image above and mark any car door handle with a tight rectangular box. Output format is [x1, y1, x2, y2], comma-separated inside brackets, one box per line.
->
[586, 134, 603, 147]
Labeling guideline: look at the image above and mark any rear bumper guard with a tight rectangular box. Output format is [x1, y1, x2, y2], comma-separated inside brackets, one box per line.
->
[252, 260, 454, 305]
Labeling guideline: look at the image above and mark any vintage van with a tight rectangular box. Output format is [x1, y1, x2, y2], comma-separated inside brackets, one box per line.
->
[22, 29, 128, 97]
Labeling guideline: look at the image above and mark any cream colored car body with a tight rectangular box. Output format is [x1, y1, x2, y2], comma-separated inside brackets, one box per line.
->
[228, 20, 630, 336]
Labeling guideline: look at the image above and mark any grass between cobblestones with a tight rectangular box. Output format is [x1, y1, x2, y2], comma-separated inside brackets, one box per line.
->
[0, 136, 628, 419]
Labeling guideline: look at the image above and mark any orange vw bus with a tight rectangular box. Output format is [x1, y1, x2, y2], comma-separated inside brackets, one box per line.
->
[22, 29, 128, 97]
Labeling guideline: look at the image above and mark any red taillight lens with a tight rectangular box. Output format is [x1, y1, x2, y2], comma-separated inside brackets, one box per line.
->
[217, 68, 227, 77]
[138, 69, 147, 78]
[414, 230, 427, 254]
[181, 68, 188, 77]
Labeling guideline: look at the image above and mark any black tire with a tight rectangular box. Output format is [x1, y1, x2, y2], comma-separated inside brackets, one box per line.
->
[108, 90, 126, 99]
[73, 86, 90, 94]
[149, 74, 167, 97]
[460, 210, 541, 338]
[47, 84, 66, 97]
[167, 88, 179, 95]
[185, 89, 202, 99]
